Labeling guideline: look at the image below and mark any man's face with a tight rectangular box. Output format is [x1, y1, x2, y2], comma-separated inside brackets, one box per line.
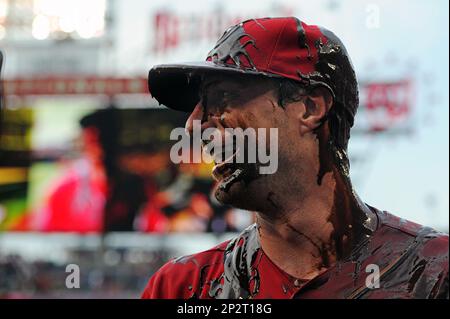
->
[185, 74, 310, 212]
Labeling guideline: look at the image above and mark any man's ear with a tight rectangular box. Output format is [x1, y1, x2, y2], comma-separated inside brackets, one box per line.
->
[298, 86, 333, 135]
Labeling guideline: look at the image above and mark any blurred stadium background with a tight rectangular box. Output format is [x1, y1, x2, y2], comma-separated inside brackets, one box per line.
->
[0, 0, 448, 298]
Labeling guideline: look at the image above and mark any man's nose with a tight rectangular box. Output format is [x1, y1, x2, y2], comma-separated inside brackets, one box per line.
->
[185, 102, 224, 136]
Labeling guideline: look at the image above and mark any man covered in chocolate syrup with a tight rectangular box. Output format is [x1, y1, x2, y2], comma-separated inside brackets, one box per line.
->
[142, 17, 448, 299]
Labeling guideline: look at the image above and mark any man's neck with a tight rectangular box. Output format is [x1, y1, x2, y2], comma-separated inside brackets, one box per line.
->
[256, 168, 376, 281]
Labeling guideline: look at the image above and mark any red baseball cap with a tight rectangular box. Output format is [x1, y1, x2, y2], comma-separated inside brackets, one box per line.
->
[148, 17, 358, 115]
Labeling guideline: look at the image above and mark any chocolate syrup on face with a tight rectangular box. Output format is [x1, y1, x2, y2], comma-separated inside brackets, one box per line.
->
[217, 161, 261, 194]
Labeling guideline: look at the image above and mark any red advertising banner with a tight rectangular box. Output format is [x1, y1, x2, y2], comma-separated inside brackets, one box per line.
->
[3, 77, 148, 96]
[363, 80, 412, 132]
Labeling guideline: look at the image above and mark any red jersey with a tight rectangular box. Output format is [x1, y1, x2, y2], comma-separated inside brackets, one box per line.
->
[141, 208, 449, 299]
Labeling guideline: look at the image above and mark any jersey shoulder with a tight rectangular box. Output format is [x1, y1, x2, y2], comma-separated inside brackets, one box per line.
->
[377, 209, 447, 238]
[373, 210, 448, 298]
[376, 209, 448, 257]
[141, 240, 229, 299]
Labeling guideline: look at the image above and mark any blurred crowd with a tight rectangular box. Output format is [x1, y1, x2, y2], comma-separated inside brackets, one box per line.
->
[0, 248, 168, 298]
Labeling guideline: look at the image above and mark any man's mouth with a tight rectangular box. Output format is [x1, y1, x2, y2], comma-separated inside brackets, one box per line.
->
[210, 144, 254, 195]
[211, 148, 240, 182]
[203, 136, 259, 194]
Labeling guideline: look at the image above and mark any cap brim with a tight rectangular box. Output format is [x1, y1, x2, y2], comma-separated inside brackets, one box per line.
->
[148, 61, 284, 112]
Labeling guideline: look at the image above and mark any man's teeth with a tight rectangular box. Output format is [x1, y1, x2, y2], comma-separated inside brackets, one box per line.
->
[213, 163, 235, 181]
[212, 145, 236, 163]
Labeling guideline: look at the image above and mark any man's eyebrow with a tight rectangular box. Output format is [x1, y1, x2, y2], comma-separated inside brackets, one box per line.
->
[202, 79, 221, 92]
[202, 78, 243, 92]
